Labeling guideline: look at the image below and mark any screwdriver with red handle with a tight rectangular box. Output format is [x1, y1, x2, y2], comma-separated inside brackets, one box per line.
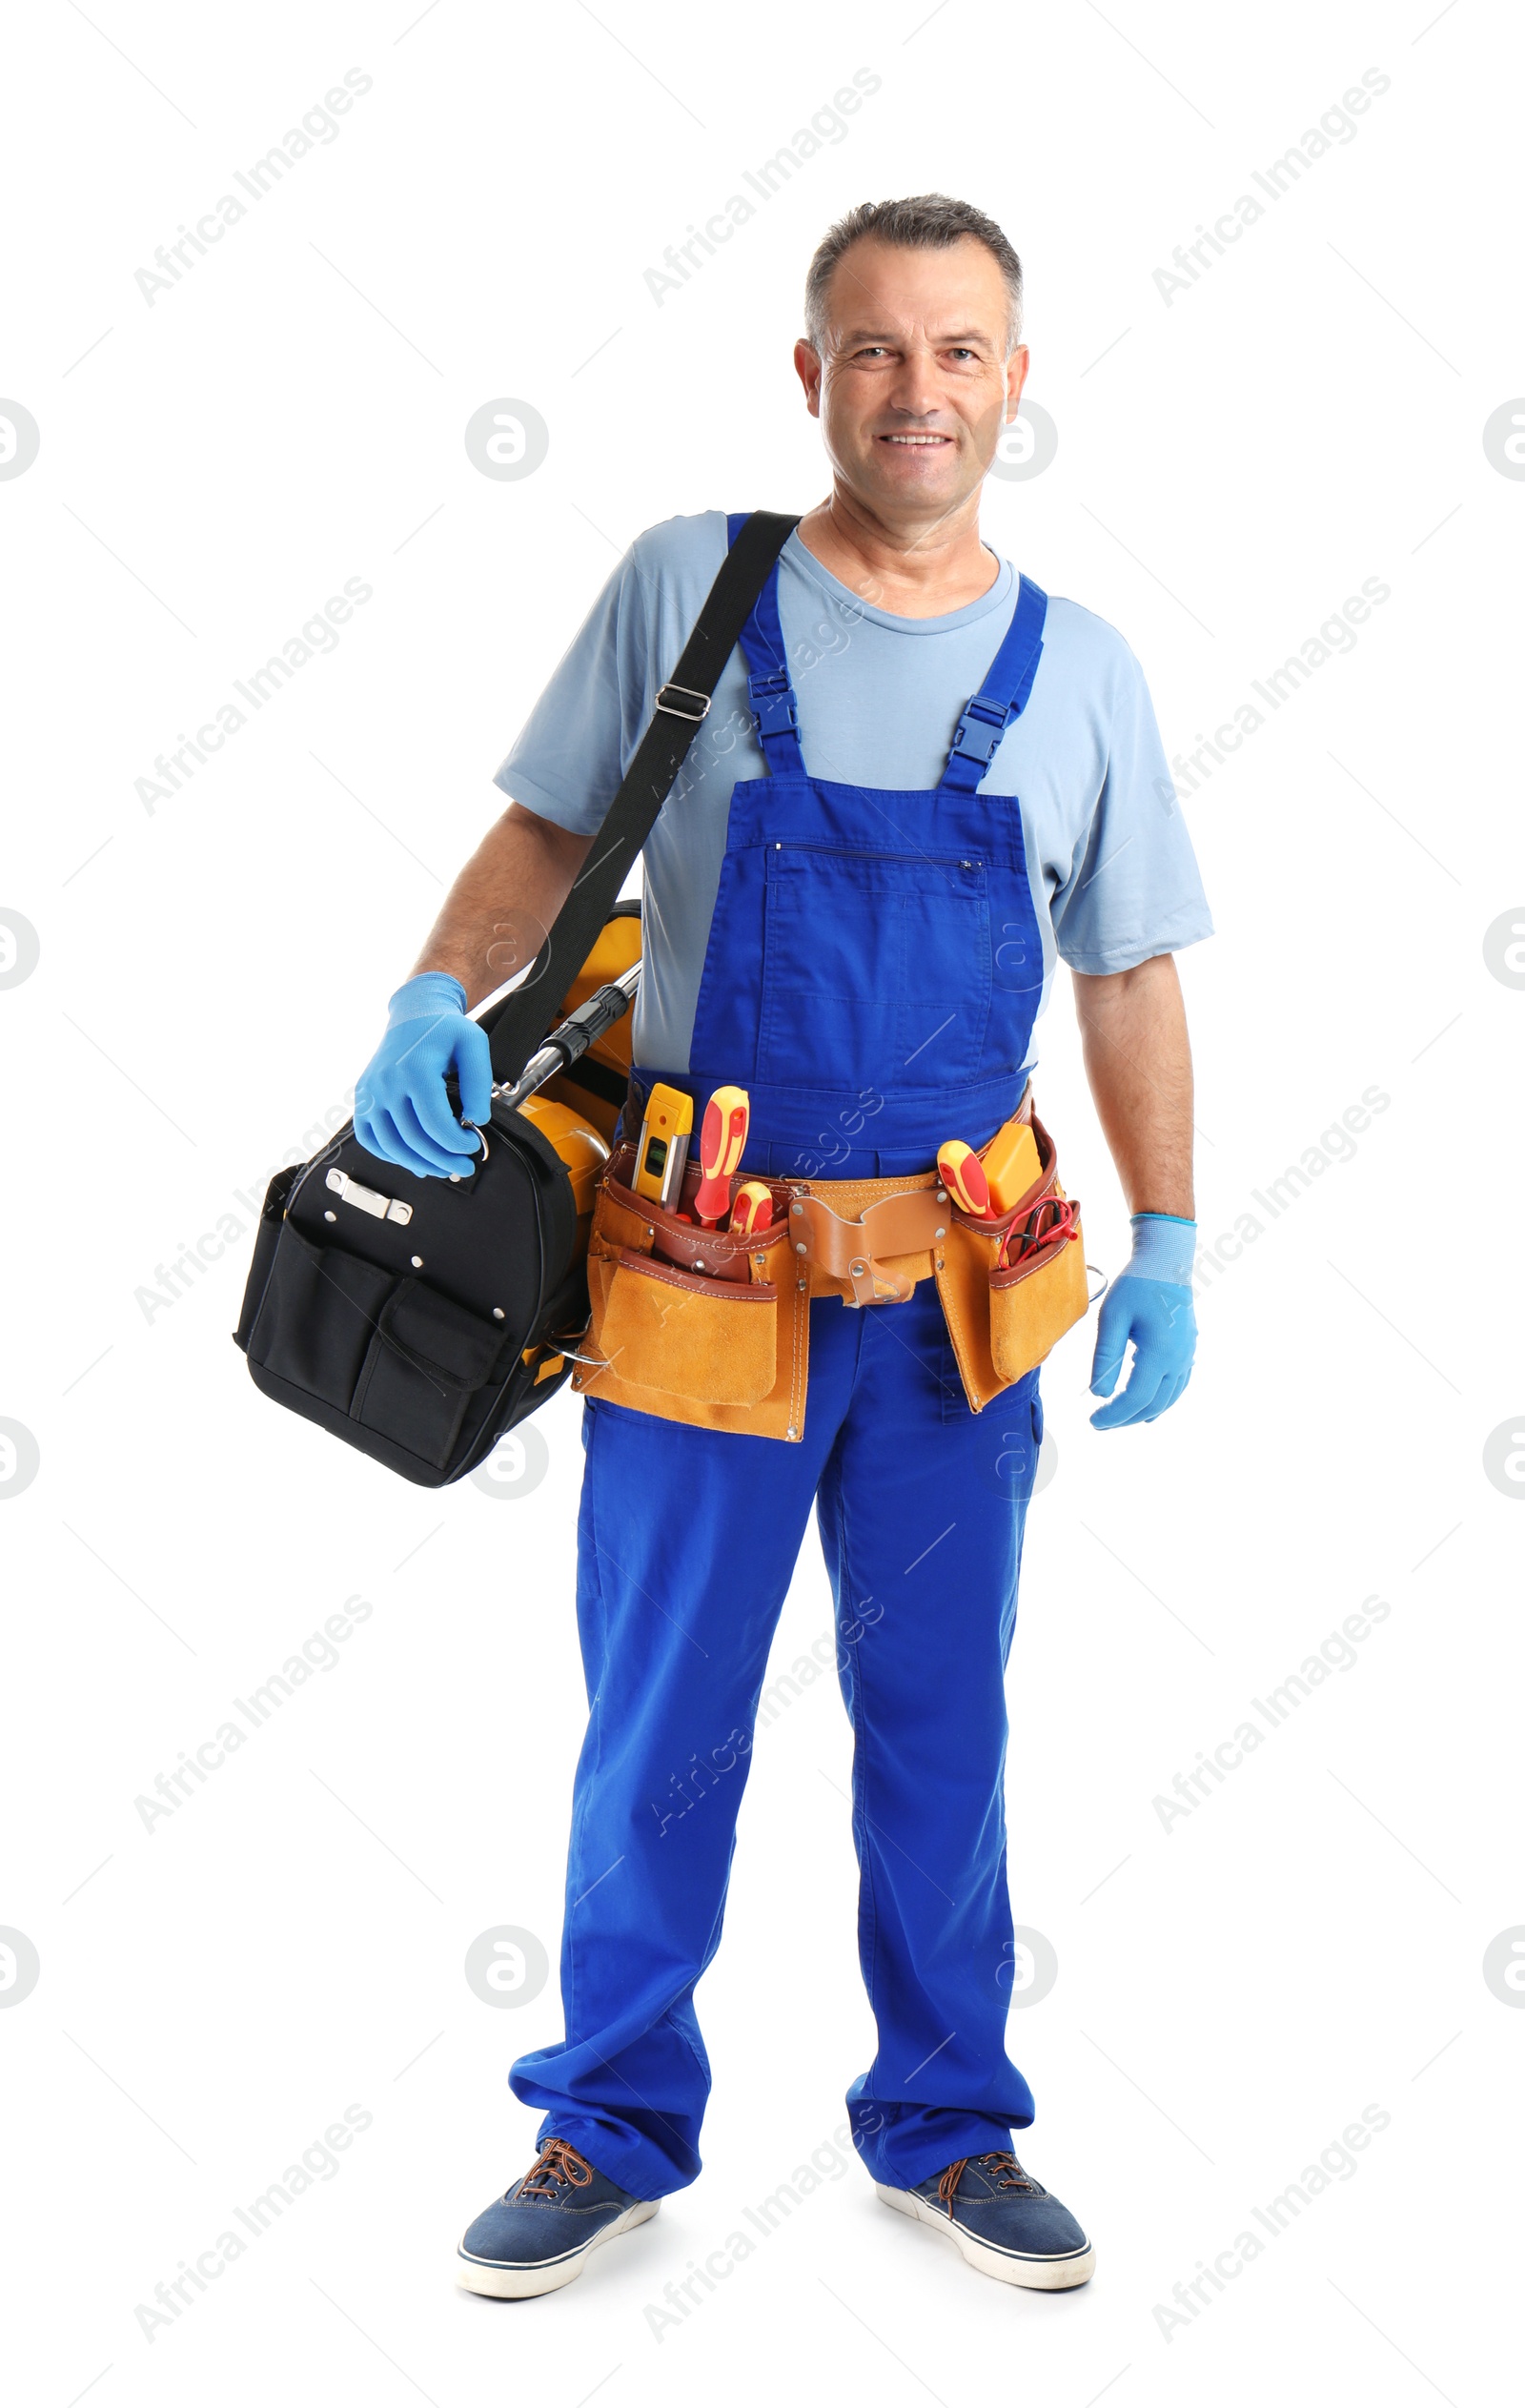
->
[937, 1139, 991, 1216]
[728, 1178, 774, 1237]
[694, 1085, 749, 1227]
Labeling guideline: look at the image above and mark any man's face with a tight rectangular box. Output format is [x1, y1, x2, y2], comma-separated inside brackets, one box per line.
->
[796, 236, 1028, 525]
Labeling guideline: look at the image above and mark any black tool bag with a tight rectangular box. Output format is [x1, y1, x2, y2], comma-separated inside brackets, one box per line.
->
[234, 509, 800, 1487]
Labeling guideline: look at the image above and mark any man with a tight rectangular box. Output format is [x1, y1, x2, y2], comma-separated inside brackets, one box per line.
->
[356, 194, 1210, 2299]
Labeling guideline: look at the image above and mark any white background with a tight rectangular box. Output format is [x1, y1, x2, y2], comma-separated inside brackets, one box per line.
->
[2, 2, 1521, 2402]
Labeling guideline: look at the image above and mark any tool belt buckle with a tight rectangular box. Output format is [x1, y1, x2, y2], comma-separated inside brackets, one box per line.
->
[844, 1253, 915, 1308]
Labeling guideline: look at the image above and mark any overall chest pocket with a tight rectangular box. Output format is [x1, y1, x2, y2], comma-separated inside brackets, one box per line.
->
[759, 843, 991, 1092]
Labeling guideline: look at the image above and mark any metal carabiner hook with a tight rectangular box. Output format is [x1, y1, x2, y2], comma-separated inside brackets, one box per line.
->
[447, 1124, 489, 1183]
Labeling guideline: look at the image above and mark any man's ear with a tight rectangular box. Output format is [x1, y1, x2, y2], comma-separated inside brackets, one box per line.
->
[793, 337, 824, 417]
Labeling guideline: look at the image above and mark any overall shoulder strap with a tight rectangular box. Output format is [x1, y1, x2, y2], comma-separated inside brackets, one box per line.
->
[939, 573, 1049, 795]
[729, 509, 806, 776]
[481, 509, 800, 1082]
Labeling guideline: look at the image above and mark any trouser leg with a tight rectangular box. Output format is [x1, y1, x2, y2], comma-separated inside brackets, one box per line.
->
[812, 1277, 1046, 2192]
[509, 1306, 859, 2198]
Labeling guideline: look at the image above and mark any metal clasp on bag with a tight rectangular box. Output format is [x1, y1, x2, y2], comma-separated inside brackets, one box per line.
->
[326, 1167, 413, 1226]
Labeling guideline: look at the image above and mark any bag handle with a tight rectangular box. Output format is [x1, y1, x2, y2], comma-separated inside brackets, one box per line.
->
[480, 508, 801, 1084]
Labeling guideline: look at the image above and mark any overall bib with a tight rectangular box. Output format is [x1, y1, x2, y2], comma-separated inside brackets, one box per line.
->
[510, 527, 1055, 2198]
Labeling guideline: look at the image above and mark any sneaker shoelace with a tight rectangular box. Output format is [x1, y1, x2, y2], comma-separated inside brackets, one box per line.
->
[936, 2150, 1039, 2214]
[516, 2136, 595, 2202]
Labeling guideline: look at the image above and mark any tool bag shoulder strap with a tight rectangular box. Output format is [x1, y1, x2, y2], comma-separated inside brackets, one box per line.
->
[480, 508, 802, 1089]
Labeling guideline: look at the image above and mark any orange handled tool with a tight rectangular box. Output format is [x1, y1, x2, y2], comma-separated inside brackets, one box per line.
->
[937, 1139, 991, 1217]
[695, 1085, 749, 1226]
[728, 1179, 774, 1238]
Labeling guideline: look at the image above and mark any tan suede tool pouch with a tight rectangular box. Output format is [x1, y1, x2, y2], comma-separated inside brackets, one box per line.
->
[597, 1251, 778, 1404]
[573, 1147, 809, 1440]
[935, 1110, 1089, 1410]
[986, 1209, 1089, 1384]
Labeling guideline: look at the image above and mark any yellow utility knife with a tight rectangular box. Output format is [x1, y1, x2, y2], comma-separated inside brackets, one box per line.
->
[633, 1083, 693, 1212]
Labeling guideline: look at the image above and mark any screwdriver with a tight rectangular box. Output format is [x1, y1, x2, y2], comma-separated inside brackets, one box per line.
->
[695, 1085, 749, 1226]
[728, 1179, 774, 1238]
[937, 1139, 991, 1217]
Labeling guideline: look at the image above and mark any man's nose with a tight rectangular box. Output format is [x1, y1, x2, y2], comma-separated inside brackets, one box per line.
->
[884, 348, 947, 418]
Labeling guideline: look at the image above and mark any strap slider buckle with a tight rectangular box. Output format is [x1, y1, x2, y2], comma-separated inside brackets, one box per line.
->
[748, 666, 799, 738]
[950, 693, 1010, 767]
[655, 682, 712, 723]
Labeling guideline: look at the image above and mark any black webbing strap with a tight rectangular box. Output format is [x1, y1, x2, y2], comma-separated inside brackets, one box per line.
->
[481, 508, 800, 1084]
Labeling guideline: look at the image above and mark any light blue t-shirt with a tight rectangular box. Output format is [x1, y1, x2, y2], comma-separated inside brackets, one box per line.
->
[495, 514, 1212, 1078]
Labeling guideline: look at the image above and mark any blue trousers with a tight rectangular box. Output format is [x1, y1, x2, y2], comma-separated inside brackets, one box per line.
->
[509, 1278, 1046, 2198]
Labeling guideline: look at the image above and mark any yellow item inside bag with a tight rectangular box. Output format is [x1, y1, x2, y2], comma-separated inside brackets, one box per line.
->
[515, 1095, 610, 1217]
[538, 903, 642, 1142]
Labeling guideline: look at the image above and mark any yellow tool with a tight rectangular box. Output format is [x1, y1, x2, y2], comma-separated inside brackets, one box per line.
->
[937, 1139, 990, 1217]
[633, 1082, 693, 1211]
[981, 1118, 1042, 1214]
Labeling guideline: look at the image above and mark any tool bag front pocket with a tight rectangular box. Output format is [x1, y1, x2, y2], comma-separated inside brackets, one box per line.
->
[591, 1246, 779, 1405]
[244, 1221, 399, 1410]
[986, 1205, 1089, 1385]
[349, 1280, 509, 1469]
[244, 1220, 509, 1469]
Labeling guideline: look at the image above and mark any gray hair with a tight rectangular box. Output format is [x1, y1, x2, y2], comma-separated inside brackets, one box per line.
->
[803, 194, 1024, 357]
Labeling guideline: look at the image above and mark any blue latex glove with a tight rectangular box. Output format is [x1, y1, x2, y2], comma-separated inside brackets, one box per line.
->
[1089, 1213, 1197, 1430]
[353, 971, 492, 1180]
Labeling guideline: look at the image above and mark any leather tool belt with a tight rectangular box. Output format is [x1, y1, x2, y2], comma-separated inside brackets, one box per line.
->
[571, 1088, 1090, 1442]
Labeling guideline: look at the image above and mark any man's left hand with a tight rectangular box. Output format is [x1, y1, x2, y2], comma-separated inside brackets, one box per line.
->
[1088, 1214, 1197, 1429]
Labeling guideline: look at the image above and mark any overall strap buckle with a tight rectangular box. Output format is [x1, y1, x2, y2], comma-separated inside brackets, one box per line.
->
[939, 573, 1049, 794]
[947, 692, 1010, 771]
[747, 665, 799, 744]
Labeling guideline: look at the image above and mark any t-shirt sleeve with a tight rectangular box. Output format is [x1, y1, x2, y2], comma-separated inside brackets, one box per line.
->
[492, 549, 648, 836]
[1048, 639, 1214, 975]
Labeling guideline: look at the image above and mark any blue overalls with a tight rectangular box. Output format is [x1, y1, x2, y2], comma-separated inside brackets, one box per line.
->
[510, 526, 1054, 2199]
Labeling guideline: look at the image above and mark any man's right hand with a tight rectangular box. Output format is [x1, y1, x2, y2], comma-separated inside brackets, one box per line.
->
[354, 971, 494, 1180]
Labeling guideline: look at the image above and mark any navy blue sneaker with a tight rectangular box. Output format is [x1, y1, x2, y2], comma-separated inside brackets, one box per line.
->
[457, 2137, 659, 2298]
[877, 2151, 1095, 2289]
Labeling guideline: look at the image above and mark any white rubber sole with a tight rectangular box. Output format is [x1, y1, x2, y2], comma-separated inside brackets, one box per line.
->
[457, 2197, 660, 2298]
[875, 2182, 1095, 2290]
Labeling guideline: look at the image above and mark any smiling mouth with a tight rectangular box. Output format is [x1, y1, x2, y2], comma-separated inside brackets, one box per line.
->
[878, 433, 954, 447]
